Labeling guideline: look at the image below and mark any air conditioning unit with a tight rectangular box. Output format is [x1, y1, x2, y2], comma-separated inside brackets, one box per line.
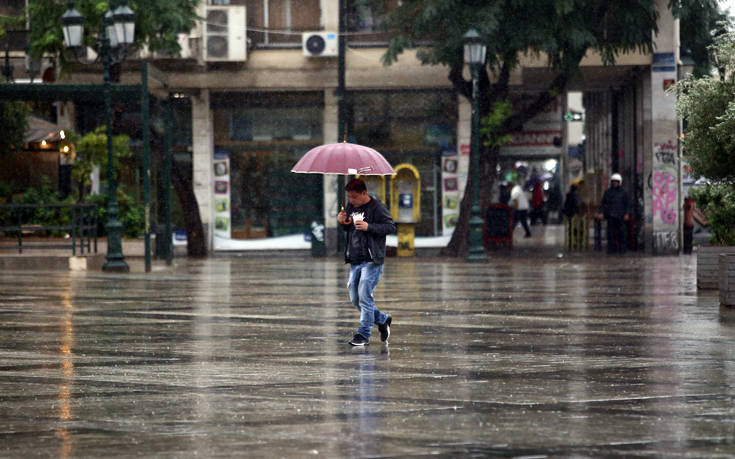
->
[302, 32, 338, 57]
[204, 6, 246, 62]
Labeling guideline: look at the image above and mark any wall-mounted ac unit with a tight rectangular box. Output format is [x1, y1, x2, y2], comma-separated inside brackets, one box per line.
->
[204, 6, 246, 62]
[302, 32, 338, 57]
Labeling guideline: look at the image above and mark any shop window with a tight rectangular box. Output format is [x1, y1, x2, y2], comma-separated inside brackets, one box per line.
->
[212, 91, 323, 239]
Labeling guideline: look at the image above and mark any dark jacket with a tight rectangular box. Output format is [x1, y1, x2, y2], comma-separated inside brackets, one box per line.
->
[342, 197, 396, 265]
[563, 188, 581, 217]
[600, 186, 629, 219]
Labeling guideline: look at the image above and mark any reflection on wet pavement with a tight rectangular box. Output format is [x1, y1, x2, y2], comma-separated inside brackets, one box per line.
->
[1, 254, 734, 456]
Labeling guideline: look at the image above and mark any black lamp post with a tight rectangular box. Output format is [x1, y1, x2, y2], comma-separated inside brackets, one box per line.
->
[62, 2, 135, 272]
[463, 29, 487, 261]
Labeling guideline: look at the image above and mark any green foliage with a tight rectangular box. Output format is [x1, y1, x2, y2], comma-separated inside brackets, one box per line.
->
[479, 100, 512, 148]
[84, 189, 145, 238]
[690, 183, 735, 246]
[0, 101, 29, 155]
[382, 0, 662, 70]
[26, 0, 200, 68]
[675, 0, 728, 77]
[672, 26, 735, 183]
[0, 177, 71, 235]
[0, 181, 13, 199]
[68, 127, 132, 201]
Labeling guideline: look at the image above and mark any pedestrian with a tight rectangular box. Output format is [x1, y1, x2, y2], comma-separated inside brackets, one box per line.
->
[597, 173, 629, 254]
[529, 180, 545, 225]
[562, 184, 581, 219]
[508, 180, 532, 238]
[337, 178, 397, 346]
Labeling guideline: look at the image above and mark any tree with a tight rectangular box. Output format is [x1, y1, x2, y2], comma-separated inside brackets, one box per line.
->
[0, 14, 29, 154]
[672, 25, 735, 245]
[26, 0, 199, 72]
[381, 0, 721, 256]
[67, 127, 132, 201]
[20, 0, 207, 256]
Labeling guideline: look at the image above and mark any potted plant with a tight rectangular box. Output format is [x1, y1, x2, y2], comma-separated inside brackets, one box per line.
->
[672, 25, 735, 297]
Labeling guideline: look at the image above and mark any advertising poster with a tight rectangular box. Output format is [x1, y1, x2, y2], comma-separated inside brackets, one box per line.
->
[442, 148, 460, 235]
[213, 151, 231, 240]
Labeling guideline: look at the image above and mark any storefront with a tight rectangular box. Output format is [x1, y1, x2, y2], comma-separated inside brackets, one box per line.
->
[211, 91, 324, 239]
[345, 89, 457, 236]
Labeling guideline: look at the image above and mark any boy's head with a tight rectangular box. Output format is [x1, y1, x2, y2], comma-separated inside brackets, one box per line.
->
[345, 179, 370, 207]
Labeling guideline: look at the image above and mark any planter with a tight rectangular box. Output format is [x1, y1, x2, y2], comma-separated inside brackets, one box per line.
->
[697, 246, 735, 289]
[720, 254, 735, 306]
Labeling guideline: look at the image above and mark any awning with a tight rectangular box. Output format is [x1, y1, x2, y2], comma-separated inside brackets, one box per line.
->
[24, 116, 63, 143]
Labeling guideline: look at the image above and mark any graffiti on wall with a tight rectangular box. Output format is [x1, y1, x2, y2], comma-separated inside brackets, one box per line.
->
[653, 231, 679, 252]
[651, 140, 678, 228]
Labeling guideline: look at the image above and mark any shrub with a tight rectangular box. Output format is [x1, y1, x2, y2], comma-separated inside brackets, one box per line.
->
[690, 183, 735, 246]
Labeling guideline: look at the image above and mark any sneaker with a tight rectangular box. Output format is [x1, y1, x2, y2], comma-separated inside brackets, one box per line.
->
[348, 334, 369, 346]
[378, 314, 392, 342]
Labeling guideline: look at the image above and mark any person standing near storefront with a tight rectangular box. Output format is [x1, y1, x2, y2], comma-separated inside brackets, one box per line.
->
[337, 179, 396, 346]
[597, 173, 629, 254]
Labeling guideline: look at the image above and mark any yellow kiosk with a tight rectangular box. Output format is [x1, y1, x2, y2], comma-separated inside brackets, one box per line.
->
[390, 164, 420, 257]
[356, 175, 387, 202]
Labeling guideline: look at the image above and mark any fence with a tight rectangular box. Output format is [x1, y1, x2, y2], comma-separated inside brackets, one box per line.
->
[0, 203, 98, 255]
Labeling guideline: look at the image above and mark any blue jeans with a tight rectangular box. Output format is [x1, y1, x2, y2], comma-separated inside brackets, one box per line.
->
[348, 262, 387, 339]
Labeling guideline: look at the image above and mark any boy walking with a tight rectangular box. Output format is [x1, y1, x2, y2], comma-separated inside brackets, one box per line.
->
[337, 179, 396, 346]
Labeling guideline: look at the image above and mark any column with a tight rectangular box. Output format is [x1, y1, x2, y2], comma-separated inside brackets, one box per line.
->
[192, 88, 214, 252]
[323, 89, 339, 252]
[646, 0, 680, 253]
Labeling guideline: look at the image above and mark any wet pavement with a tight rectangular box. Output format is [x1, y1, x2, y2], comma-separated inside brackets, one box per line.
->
[1, 251, 734, 457]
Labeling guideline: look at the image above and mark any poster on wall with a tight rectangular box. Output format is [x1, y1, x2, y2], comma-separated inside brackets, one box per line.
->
[442, 148, 460, 235]
[213, 151, 231, 240]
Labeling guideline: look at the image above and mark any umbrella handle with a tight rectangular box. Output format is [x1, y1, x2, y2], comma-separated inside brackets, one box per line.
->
[341, 205, 352, 224]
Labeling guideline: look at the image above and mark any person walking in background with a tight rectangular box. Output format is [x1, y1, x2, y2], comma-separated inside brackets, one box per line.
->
[508, 180, 532, 238]
[597, 173, 629, 254]
[529, 177, 546, 225]
[337, 178, 396, 346]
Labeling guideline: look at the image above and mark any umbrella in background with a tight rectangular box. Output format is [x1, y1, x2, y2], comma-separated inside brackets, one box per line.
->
[291, 142, 396, 176]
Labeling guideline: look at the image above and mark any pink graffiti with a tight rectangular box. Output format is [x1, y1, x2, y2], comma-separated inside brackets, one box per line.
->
[652, 171, 677, 225]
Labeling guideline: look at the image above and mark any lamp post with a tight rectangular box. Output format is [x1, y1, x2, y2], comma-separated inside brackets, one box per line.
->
[464, 29, 487, 261]
[62, 2, 135, 272]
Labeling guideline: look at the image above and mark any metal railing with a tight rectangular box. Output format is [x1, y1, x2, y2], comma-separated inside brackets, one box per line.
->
[0, 203, 98, 255]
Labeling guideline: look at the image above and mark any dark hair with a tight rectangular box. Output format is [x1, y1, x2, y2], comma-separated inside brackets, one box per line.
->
[345, 178, 367, 193]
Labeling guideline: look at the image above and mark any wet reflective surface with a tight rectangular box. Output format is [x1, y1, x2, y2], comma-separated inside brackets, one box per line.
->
[1, 253, 734, 457]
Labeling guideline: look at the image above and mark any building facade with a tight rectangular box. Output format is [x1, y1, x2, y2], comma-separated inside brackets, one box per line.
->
[2, 0, 685, 254]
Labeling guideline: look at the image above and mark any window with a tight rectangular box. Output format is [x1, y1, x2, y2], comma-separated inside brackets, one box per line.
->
[345, 0, 399, 43]
[227, 0, 320, 46]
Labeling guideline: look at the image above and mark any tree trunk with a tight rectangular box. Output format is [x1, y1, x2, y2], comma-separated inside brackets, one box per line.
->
[171, 158, 207, 257]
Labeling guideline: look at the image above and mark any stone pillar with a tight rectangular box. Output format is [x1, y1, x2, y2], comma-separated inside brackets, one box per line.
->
[645, 0, 680, 253]
[323, 89, 339, 253]
[192, 88, 214, 252]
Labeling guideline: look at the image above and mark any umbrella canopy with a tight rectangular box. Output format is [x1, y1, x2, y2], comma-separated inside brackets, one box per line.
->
[291, 142, 395, 176]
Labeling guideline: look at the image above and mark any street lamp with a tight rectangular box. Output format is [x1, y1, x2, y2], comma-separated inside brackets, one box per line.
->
[463, 29, 487, 261]
[62, 1, 135, 272]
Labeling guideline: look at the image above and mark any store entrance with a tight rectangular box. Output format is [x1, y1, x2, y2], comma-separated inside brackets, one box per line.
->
[495, 156, 565, 249]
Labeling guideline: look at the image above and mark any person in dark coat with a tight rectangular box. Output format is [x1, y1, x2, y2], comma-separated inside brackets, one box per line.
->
[563, 184, 581, 218]
[338, 178, 397, 346]
[597, 173, 629, 254]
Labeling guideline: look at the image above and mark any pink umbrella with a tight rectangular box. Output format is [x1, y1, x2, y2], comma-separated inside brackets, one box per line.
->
[291, 142, 396, 176]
